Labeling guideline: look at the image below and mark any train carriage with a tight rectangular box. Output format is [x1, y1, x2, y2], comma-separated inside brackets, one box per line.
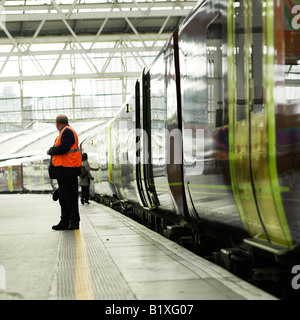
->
[81, 0, 300, 256]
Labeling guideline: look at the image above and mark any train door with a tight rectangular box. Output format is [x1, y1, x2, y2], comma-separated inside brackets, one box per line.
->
[142, 71, 160, 208]
[135, 76, 160, 209]
[108, 122, 117, 197]
[135, 79, 148, 207]
[179, 1, 243, 228]
[166, 30, 190, 219]
[228, 0, 292, 248]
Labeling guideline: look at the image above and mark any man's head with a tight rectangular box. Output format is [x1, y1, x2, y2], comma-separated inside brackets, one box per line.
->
[55, 114, 68, 131]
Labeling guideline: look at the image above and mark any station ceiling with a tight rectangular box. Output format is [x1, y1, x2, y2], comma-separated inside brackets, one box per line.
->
[0, 0, 197, 126]
[0, 1, 197, 38]
[0, 0, 197, 82]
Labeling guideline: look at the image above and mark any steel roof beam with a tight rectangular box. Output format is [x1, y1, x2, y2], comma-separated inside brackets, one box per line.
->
[0, 33, 171, 45]
[51, 0, 100, 74]
[3, 1, 196, 13]
[0, 71, 141, 82]
[0, 45, 163, 57]
[3, 8, 192, 22]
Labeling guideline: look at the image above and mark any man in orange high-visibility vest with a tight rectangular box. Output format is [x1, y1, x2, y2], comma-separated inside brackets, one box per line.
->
[47, 114, 82, 230]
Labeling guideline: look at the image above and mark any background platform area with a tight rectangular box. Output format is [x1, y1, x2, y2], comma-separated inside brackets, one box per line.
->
[0, 194, 277, 300]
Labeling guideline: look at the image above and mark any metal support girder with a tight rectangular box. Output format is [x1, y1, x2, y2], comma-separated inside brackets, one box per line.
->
[0, 44, 15, 74]
[100, 38, 122, 74]
[0, 20, 21, 52]
[3, 8, 192, 22]
[49, 41, 69, 77]
[150, 15, 170, 50]
[21, 44, 47, 76]
[0, 33, 171, 45]
[24, 5, 53, 55]
[51, 0, 100, 75]
[70, 41, 76, 120]
[121, 48, 127, 103]
[3, 1, 196, 13]
[124, 41, 147, 70]
[2, 2, 196, 22]
[0, 45, 164, 57]
[0, 6, 51, 77]
[89, 17, 108, 50]
[124, 16, 148, 49]
[0, 72, 141, 82]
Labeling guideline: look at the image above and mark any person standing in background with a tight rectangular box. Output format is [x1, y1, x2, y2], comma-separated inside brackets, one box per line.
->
[80, 153, 98, 205]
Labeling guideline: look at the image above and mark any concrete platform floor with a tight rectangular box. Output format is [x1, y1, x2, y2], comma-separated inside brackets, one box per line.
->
[0, 194, 277, 300]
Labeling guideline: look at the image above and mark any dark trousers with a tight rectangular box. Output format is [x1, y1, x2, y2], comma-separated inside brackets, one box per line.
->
[57, 176, 80, 225]
[81, 185, 90, 204]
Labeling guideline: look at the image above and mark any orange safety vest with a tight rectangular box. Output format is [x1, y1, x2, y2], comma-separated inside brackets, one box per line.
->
[52, 125, 82, 168]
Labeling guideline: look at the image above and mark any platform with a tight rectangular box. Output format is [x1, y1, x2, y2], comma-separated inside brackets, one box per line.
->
[0, 194, 277, 300]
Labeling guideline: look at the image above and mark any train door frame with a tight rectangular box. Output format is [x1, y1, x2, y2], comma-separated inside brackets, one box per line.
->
[135, 79, 148, 207]
[165, 29, 190, 220]
[108, 122, 118, 197]
[142, 70, 160, 209]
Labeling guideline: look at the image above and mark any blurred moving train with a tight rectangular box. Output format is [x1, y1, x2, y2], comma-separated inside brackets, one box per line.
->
[0, 0, 299, 297]
[0, 155, 55, 193]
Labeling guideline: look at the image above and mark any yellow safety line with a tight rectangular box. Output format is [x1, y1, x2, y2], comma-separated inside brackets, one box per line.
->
[74, 230, 94, 300]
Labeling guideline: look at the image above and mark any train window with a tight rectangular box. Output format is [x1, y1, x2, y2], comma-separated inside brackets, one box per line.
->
[284, 1, 300, 104]
[285, 65, 300, 104]
[206, 15, 223, 129]
[251, 0, 264, 114]
[234, 1, 246, 121]
[233, 1, 249, 122]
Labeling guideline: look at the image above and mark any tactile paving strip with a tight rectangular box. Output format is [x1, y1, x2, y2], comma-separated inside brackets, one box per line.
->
[49, 231, 76, 300]
[49, 215, 136, 300]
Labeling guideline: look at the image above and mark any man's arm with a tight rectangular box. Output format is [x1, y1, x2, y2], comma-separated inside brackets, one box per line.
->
[48, 128, 75, 155]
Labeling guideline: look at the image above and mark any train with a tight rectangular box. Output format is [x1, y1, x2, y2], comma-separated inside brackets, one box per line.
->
[0, 0, 299, 297]
[82, 0, 300, 296]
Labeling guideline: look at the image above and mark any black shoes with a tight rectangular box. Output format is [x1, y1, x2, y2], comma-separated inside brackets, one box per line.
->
[68, 224, 79, 230]
[52, 222, 79, 230]
[52, 222, 68, 230]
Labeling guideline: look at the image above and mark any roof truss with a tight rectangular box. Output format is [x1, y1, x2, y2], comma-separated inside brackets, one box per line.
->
[0, 0, 197, 82]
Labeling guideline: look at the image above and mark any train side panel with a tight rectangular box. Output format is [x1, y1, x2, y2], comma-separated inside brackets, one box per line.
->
[111, 110, 125, 200]
[149, 47, 177, 214]
[274, 0, 300, 249]
[120, 96, 141, 205]
[113, 101, 140, 204]
[178, 0, 247, 238]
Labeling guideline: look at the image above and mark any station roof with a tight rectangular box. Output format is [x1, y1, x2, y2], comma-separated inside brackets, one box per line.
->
[0, 0, 197, 125]
[0, 1, 197, 42]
